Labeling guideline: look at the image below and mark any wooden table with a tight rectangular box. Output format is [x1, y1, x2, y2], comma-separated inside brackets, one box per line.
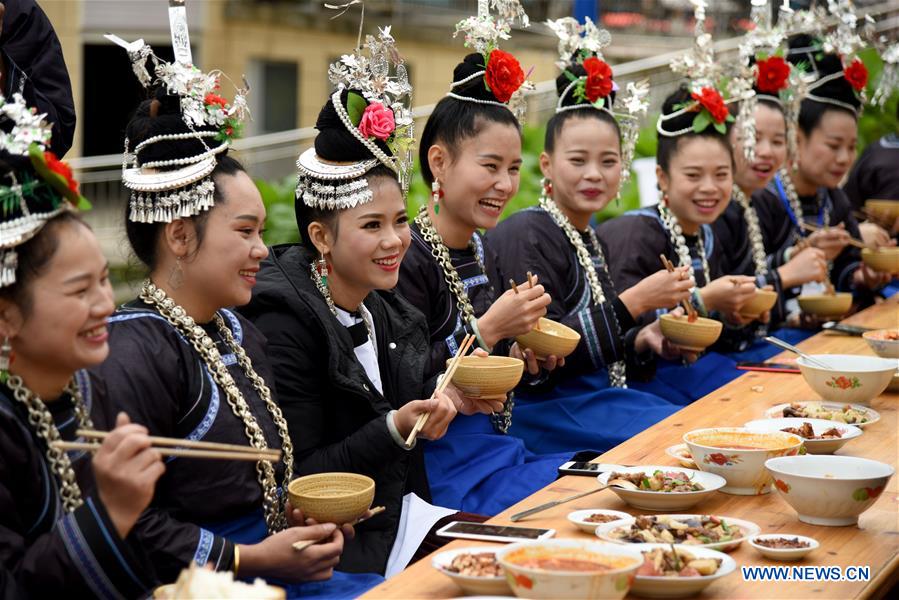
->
[364, 298, 899, 599]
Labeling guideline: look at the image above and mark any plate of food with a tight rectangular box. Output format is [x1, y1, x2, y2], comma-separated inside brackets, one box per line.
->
[764, 402, 880, 428]
[744, 418, 862, 454]
[665, 444, 697, 469]
[155, 564, 284, 599]
[567, 509, 633, 533]
[597, 467, 726, 511]
[748, 534, 819, 562]
[630, 543, 736, 598]
[596, 514, 760, 552]
[431, 546, 511, 596]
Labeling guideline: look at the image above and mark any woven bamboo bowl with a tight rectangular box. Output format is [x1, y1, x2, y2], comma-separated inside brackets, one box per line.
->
[861, 248, 899, 274]
[865, 199, 899, 222]
[515, 318, 581, 359]
[448, 356, 524, 400]
[738, 289, 778, 319]
[797, 293, 852, 318]
[287, 473, 374, 525]
[659, 313, 723, 352]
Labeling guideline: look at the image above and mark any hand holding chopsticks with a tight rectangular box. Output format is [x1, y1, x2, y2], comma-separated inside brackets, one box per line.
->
[659, 254, 698, 321]
[799, 221, 867, 249]
[404, 334, 476, 448]
[292, 506, 386, 551]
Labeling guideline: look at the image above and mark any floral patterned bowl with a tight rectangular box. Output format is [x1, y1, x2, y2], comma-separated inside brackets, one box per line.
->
[765, 455, 894, 526]
[496, 539, 642, 599]
[862, 329, 899, 359]
[684, 428, 802, 495]
[796, 354, 897, 405]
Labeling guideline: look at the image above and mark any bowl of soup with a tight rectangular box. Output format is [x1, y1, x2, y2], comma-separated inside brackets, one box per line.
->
[496, 539, 642, 599]
[659, 314, 723, 353]
[765, 455, 894, 526]
[516, 318, 581, 360]
[797, 293, 852, 318]
[738, 289, 778, 320]
[796, 354, 896, 405]
[684, 428, 802, 495]
[861, 247, 899, 274]
[449, 355, 524, 400]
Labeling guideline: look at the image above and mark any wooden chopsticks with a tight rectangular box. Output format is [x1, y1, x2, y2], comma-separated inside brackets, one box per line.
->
[526, 271, 542, 331]
[54, 430, 282, 462]
[799, 222, 867, 249]
[404, 334, 476, 448]
[292, 506, 387, 551]
[660, 254, 698, 321]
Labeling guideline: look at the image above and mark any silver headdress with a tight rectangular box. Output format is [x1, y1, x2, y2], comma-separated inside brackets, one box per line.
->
[106, 1, 250, 224]
[658, 0, 737, 138]
[447, 0, 533, 119]
[0, 94, 80, 287]
[546, 17, 649, 185]
[872, 40, 898, 108]
[296, 13, 414, 212]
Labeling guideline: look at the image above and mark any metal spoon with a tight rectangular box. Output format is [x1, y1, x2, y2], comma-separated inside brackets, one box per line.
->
[509, 478, 638, 522]
[763, 336, 832, 369]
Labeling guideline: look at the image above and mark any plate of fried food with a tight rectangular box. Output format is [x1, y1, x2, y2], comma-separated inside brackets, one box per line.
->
[744, 417, 862, 454]
[567, 508, 633, 533]
[597, 466, 726, 511]
[630, 543, 736, 598]
[596, 514, 760, 553]
[431, 546, 511, 596]
[764, 402, 879, 428]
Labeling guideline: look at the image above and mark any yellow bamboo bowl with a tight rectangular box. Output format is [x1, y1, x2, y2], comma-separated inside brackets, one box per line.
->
[864, 199, 899, 222]
[861, 247, 899, 274]
[738, 289, 778, 319]
[797, 293, 852, 318]
[515, 318, 581, 359]
[287, 473, 374, 525]
[659, 313, 723, 352]
[448, 355, 524, 400]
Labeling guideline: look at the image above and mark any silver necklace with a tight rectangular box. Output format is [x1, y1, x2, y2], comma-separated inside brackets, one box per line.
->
[658, 204, 709, 287]
[732, 185, 768, 277]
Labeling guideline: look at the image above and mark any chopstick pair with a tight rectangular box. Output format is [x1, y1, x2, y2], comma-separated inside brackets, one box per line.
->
[508, 272, 542, 331]
[799, 222, 867, 249]
[404, 334, 476, 448]
[52, 429, 282, 462]
[291, 506, 387, 552]
[659, 254, 698, 321]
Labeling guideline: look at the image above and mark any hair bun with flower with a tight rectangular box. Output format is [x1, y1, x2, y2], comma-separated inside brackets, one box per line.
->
[657, 0, 736, 138]
[105, 0, 250, 224]
[0, 93, 85, 287]
[296, 14, 414, 212]
[546, 16, 650, 185]
[446, 0, 533, 119]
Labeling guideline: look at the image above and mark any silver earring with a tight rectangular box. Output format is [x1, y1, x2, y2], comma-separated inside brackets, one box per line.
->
[168, 255, 185, 289]
[0, 336, 11, 384]
[432, 180, 442, 214]
[311, 254, 336, 315]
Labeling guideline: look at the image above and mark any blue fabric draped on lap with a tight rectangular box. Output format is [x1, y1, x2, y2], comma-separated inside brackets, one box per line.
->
[631, 328, 816, 405]
[424, 413, 569, 515]
[203, 510, 384, 599]
[510, 369, 680, 454]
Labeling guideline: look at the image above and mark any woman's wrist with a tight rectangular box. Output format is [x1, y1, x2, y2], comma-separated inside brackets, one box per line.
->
[617, 287, 644, 319]
[476, 314, 500, 349]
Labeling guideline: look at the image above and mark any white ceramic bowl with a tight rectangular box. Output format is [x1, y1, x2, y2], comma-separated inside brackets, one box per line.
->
[567, 509, 633, 533]
[684, 428, 802, 495]
[765, 455, 894, 526]
[743, 418, 862, 455]
[862, 329, 899, 359]
[596, 514, 761, 553]
[748, 534, 819, 562]
[764, 402, 880, 428]
[629, 543, 736, 598]
[796, 354, 897, 405]
[496, 539, 642, 599]
[596, 466, 726, 511]
[431, 546, 511, 596]
[665, 444, 697, 469]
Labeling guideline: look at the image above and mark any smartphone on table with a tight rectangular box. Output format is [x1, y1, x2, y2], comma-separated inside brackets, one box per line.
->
[822, 322, 871, 336]
[436, 521, 555, 543]
[736, 361, 801, 374]
[558, 461, 605, 477]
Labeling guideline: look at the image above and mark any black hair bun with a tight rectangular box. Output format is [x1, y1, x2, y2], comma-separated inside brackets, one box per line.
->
[313, 88, 391, 162]
[125, 87, 226, 170]
[787, 34, 860, 110]
[555, 55, 617, 109]
[449, 53, 499, 103]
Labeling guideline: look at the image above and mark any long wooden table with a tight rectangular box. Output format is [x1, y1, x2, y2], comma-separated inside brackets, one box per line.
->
[364, 298, 899, 599]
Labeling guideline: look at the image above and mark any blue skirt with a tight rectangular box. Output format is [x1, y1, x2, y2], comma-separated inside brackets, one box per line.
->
[510, 370, 681, 454]
[203, 510, 384, 599]
[631, 327, 816, 405]
[424, 414, 569, 516]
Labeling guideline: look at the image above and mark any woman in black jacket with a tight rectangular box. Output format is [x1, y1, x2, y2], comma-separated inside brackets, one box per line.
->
[241, 33, 499, 577]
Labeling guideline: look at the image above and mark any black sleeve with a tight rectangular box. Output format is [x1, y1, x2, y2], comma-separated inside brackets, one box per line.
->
[250, 307, 410, 476]
[830, 190, 863, 293]
[89, 322, 234, 582]
[1, 0, 76, 156]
